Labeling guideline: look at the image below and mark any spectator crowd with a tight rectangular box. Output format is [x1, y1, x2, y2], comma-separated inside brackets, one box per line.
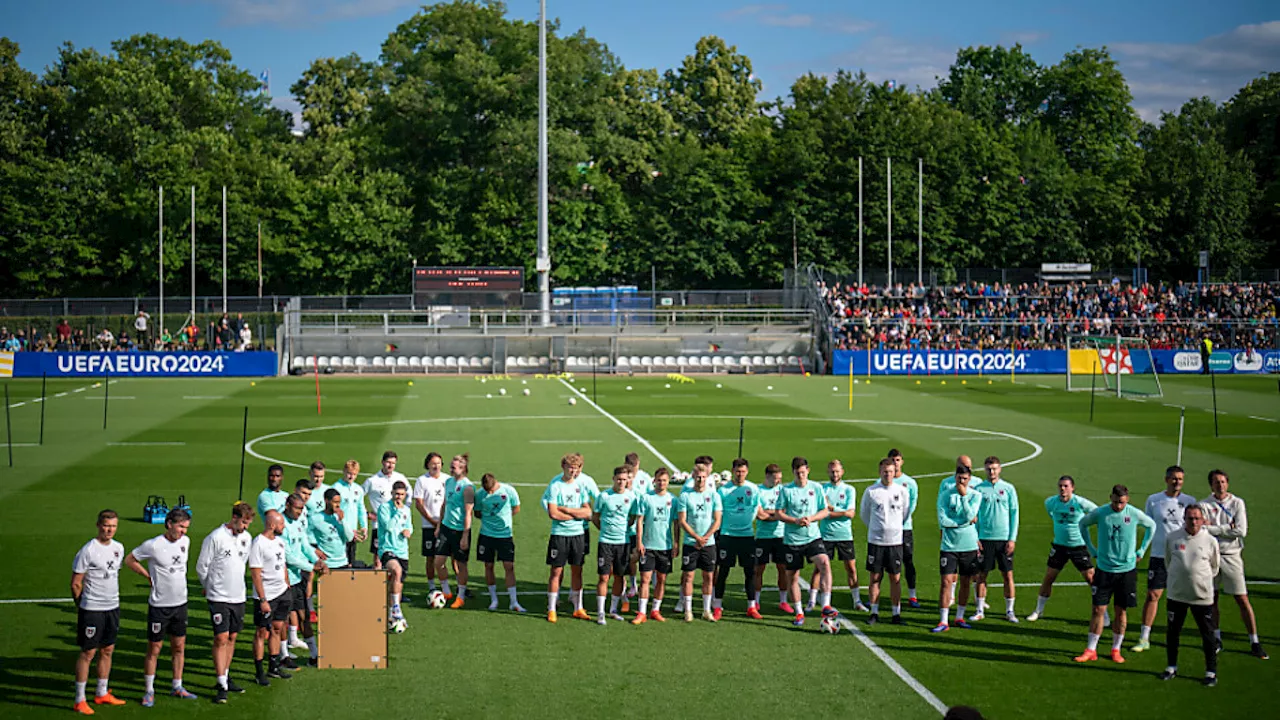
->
[1, 311, 257, 353]
[819, 280, 1280, 351]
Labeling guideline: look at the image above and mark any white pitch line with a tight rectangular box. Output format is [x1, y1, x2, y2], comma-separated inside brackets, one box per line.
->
[529, 439, 603, 444]
[1087, 435, 1154, 440]
[1249, 416, 1277, 423]
[4, 443, 39, 447]
[86, 396, 134, 400]
[555, 379, 678, 481]
[1036, 384, 1052, 389]
[1163, 403, 1184, 409]
[948, 436, 1015, 441]
[372, 394, 418, 399]
[388, 440, 470, 445]
[759, 393, 791, 397]
[671, 439, 737, 443]
[183, 396, 226, 400]
[259, 441, 325, 446]
[107, 441, 186, 446]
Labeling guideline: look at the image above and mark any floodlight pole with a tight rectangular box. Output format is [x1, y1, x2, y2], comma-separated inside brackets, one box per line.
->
[886, 157, 892, 287]
[857, 157, 863, 287]
[159, 186, 164, 341]
[190, 186, 196, 321]
[917, 158, 923, 286]
[222, 185, 228, 314]
[536, 0, 551, 327]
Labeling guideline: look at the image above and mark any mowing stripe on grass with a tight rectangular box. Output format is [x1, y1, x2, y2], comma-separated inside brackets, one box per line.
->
[85, 396, 135, 400]
[529, 439, 603, 444]
[671, 438, 737, 443]
[388, 440, 471, 445]
[814, 437, 889, 442]
[107, 441, 186, 446]
[1087, 435, 1155, 440]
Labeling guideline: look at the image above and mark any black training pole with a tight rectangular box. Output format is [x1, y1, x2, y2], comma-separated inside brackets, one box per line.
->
[39, 373, 46, 445]
[1210, 368, 1220, 438]
[737, 417, 744, 459]
[102, 369, 109, 430]
[1089, 361, 1097, 423]
[5, 384, 12, 468]
[237, 406, 249, 501]
[592, 357, 597, 404]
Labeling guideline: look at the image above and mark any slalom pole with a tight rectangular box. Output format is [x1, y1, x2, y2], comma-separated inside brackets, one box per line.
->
[237, 406, 249, 501]
[39, 373, 46, 445]
[848, 355, 854, 411]
[1089, 361, 1097, 423]
[1210, 367, 1219, 438]
[737, 418, 744, 459]
[5, 384, 12, 468]
[1176, 407, 1185, 466]
[314, 355, 322, 416]
[103, 369, 109, 430]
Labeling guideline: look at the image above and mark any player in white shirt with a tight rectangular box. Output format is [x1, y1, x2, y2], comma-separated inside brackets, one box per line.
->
[1133, 465, 1197, 652]
[1200, 469, 1267, 660]
[196, 501, 254, 704]
[125, 508, 198, 706]
[250, 511, 293, 686]
[860, 459, 908, 624]
[413, 452, 451, 599]
[364, 450, 407, 570]
[70, 510, 127, 714]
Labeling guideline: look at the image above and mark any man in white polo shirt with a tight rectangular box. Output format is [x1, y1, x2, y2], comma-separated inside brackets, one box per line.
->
[197, 501, 255, 704]
[413, 452, 451, 599]
[1199, 469, 1267, 660]
[125, 508, 199, 706]
[70, 509, 127, 715]
[364, 450, 407, 570]
[860, 458, 908, 625]
[250, 510, 293, 687]
[1134, 465, 1197, 652]
[1159, 504, 1220, 686]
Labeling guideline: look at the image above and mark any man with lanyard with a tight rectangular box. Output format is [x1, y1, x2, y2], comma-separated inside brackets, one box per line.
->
[1075, 484, 1155, 664]
[889, 449, 920, 608]
[1134, 465, 1197, 652]
[713, 458, 759, 620]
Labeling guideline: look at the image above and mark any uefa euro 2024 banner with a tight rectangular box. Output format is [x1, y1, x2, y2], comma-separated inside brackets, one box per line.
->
[3, 351, 278, 378]
[831, 348, 1276, 376]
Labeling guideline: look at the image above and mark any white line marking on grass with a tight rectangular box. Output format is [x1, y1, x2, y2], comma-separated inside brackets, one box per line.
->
[277, 395, 327, 399]
[1036, 384, 1052, 389]
[556, 379, 678, 472]
[0, 597, 74, 604]
[1163, 403, 1184, 409]
[10, 402, 25, 407]
[55, 392, 68, 397]
[759, 393, 791, 397]
[183, 396, 226, 400]
[107, 441, 186, 446]
[72, 388, 85, 393]
[948, 436, 1017, 441]
[814, 437, 889, 443]
[1216, 435, 1280, 439]
[5, 443, 39, 447]
[1087, 435, 1155, 440]
[259, 441, 325, 446]
[372, 394, 418, 399]
[1249, 416, 1277, 423]
[86, 396, 134, 400]
[465, 394, 509, 399]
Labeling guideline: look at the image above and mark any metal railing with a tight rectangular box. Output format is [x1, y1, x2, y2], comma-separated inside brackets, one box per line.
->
[829, 318, 1280, 350]
[295, 307, 815, 335]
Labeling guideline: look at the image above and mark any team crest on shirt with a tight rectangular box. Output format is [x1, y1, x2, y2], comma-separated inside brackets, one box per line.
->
[1178, 544, 1186, 551]
[1124, 516, 1131, 524]
[151, 622, 162, 634]
[85, 626, 96, 638]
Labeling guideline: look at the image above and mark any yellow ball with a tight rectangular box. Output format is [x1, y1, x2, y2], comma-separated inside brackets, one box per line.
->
[250, 381, 256, 386]
[941, 381, 947, 385]
[961, 380, 967, 385]
[987, 380, 993, 385]
[915, 380, 920, 385]
[408, 381, 414, 386]
[804, 372, 810, 377]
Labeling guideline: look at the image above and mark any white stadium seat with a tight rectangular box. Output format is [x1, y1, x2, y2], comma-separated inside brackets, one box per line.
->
[537, 356, 550, 367]
[712, 356, 724, 367]
[617, 356, 631, 369]
[355, 357, 369, 369]
[396, 357, 410, 368]
[372, 356, 385, 368]
[329, 356, 342, 368]
[482, 357, 493, 367]
[466, 357, 479, 368]
[410, 356, 422, 368]
[445, 357, 458, 368]
[291, 356, 305, 369]
[342, 357, 355, 369]
[316, 356, 329, 368]
[641, 356, 653, 368]
[664, 356, 677, 368]
[305, 356, 316, 368]
[725, 356, 738, 367]
[431, 356, 445, 368]
[764, 355, 777, 367]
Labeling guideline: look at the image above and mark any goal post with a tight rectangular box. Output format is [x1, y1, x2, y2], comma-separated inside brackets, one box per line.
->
[1065, 335, 1164, 398]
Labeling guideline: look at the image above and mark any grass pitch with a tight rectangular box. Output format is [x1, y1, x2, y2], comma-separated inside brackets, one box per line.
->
[1, 371, 1277, 719]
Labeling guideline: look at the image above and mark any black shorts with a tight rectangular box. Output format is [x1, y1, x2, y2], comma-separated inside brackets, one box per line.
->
[477, 536, 515, 564]
[77, 607, 120, 650]
[681, 544, 717, 573]
[434, 526, 470, 562]
[208, 601, 246, 636]
[546, 534, 586, 568]
[783, 539, 827, 571]
[254, 592, 292, 629]
[979, 539, 1015, 573]
[597, 542, 629, 576]
[370, 531, 379, 558]
[147, 604, 188, 642]
[941, 551, 982, 577]
[1092, 569, 1138, 608]
[381, 553, 410, 575]
[1147, 557, 1168, 591]
[583, 526, 591, 556]
[826, 539, 857, 562]
[754, 537, 785, 564]
[866, 543, 904, 575]
[1048, 544, 1092, 572]
[902, 530, 914, 560]
[421, 528, 438, 557]
[717, 535, 757, 569]
[638, 548, 673, 574]
[290, 582, 306, 612]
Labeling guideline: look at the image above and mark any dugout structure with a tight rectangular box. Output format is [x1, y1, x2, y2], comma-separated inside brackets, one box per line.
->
[1065, 335, 1164, 398]
[317, 569, 388, 670]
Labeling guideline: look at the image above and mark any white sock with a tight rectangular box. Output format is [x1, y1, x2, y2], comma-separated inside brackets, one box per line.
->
[172, 678, 183, 690]
[681, 595, 692, 612]
[610, 594, 621, 614]
[654, 598, 663, 612]
[1005, 597, 1015, 614]
[1035, 595, 1048, 615]
[596, 594, 606, 616]
[306, 636, 317, 659]
[809, 588, 819, 606]
[144, 674, 155, 694]
[392, 593, 401, 606]
[892, 603, 901, 616]
[1214, 629, 1222, 640]
[548, 591, 559, 611]
[288, 626, 299, 643]
[572, 590, 584, 611]
[428, 579, 437, 592]
[908, 587, 917, 598]
[777, 587, 786, 603]
[748, 597, 758, 608]
[1251, 633, 1260, 644]
[957, 605, 966, 621]
[216, 674, 228, 689]
[821, 592, 831, 608]
[1166, 665, 1177, 674]
[639, 598, 649, 614]
[1140, 625, 1151, 642]
[674, 596, 685, 612]
[508, 586, 519, 606]
[488, 585, 498, 602]
[1104, 609, 1111, 627]
[941, 607, 950, 625]
[96, 679, 108, 697]
[976, 595, 986, 613]
[703, 594, 713, 613]
[1113, 633, 1125, 651]
[1086, 633, 1100, 651]
[853, 587, 863, 605]
[754, 590, 761, 604]
[630, 575, 638, 592]
[871, 602, 880, 616]
[75, 681, 87, 703]
[712, 597, 723, 610]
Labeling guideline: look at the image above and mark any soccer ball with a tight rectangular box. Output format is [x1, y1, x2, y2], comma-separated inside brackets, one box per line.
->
[766, 385, 773, 391]
[819, 616, 841, 634]
[664, 383, 671, 389]
[428, 591, 447, 609]
[499, 388, 507, 395]
[568, 397, 577, 406]
[390, 618, 408, 633]
[716, 383, 722, 388]
[486, 393, 492, 399]
[832, 385, 838, 391]
[719, 470, 732, 485]
[625, 385, 633, 391]
[522, 388, 531, 396]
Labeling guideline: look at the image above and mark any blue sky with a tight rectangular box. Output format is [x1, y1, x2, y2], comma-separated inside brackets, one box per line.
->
[2, 1, 1276, 122]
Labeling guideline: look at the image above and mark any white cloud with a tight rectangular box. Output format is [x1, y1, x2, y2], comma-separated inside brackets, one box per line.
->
[200, 0, 418, 27]
[1112, 21, 1280, 121]
[721, 3, 872, 35]
[1000, 31, 1047, 46]
[761, 14, 813, 28]
[827, 35, 954, 92]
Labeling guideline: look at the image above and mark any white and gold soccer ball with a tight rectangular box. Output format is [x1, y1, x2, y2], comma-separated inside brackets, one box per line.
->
[819, 616, 841, 634]
[568, 397, 577, 406]
[428, 591, 447, 609]
[522, 388, 531, 396]
[390, 618, 408, 633]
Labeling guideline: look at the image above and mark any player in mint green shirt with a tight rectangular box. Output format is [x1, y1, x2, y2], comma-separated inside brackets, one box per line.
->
[436, 455, 475, 608]
[774, 457, 832, 625]
[713, 459, 760, 619]
[473, 473, 524, 613]
[592, 468, 637, 624]
[542, 453, 594, 622]
[633, 468, 676, 623]
[309, 489, 352, 569]
[376, 481, 413, 621]
[256, 465, 290, 530]
[933, 464, 982, 633]
[1028, 475, 1099, 622]
[812, 459, 863, 613]
[284, 492, 323, 663]
[890, 449, 921, 606]
[970, 456, 1020, 622]
[752, 463, 789, 613]
[677, 464, 723, 622]
[1074, 484, 1156, 663]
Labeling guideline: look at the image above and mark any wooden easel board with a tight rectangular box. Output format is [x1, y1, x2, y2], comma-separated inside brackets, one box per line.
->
[317, 569, 387, 669]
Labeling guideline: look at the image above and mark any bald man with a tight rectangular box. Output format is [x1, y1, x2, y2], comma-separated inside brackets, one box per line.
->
[250, 511, 293, 686]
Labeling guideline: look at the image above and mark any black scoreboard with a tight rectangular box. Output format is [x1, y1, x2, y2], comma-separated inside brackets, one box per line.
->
[413, 267, 524, 292]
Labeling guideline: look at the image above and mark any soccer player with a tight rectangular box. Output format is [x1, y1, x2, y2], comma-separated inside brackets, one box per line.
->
[413, 452, 451, 599]
[1028, 475, 1099, 622]
[633, 468, 676, 623]
[933, 463, 982, 633]
[753, 463, 790, 614]
[543, 453, 594, 622]
[283, 492, 326, 666]
[309, 489, 352, 570]
[256, 465, 289, 526]
[814, 459, 865, 613]
[1159, 505, 1221, 686]
[71, 510, 127, 714]
[1200, 469, 1267, 659]
[969, 456, 1020, 622]
[623, 452, 653, 603]
[474, 473, 525, 612]
[889, 449, 920, 607]
[594, 466, 638, 624]
[334, 459, 368, 567]
[714, 458, 759, 620]
[775, 457, 833, 627]
[303, 461, 329, 518]
[1074, 484, 1155, 663]
[672, 455, 712, 615]
[861, 459, 908, 624]
[436, 454, 475, 608]
[364, 451, 407, 570]
[1134, 465, 1197, 652]
[125, 508, 198, 706]
[678, 463, 723, 622]
[196, 501, 255, 704]
[378, 481, 414, 622]
[250, 510, 293, 686]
